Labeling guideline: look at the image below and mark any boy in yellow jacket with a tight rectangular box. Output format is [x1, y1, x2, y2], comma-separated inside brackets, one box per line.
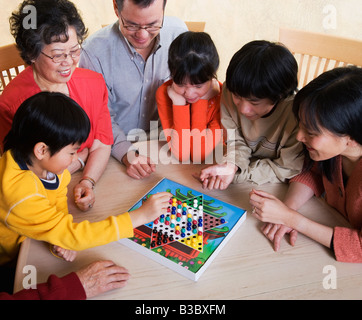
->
[0, 92, 171, 266]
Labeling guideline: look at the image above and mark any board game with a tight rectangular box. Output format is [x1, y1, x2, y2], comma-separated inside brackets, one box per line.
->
[118, 178, 247, 281]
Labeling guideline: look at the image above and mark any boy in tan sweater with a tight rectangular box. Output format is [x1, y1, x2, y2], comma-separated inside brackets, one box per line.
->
[196, 40, 304, 189]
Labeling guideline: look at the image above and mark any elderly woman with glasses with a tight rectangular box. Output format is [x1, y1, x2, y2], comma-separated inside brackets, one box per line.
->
[0, 0, 113, 212]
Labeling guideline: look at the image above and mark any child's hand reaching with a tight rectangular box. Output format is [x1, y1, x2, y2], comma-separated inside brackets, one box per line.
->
[129, 192, 173, 228]
[194, 162, 238, 190]
[51, 245, 77, 262]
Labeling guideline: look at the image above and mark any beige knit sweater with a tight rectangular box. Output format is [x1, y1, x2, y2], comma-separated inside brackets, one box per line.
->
[221, 86, 304, 185]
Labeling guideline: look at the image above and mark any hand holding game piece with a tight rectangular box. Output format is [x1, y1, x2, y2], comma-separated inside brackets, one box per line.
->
[129, 192, 173, 228]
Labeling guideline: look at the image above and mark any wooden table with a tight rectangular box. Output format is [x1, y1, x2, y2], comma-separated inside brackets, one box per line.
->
[14, 141, 362, 300]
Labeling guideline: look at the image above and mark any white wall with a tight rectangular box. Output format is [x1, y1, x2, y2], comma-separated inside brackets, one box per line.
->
[1, 0, 362, 81]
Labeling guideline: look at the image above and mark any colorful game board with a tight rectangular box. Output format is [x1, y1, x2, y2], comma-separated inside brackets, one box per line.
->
[118, 178, 247, 281]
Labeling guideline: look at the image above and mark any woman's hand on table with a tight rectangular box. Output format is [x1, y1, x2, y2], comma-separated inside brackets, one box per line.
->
[261, 223, 298, 251]
[74, 179, 95, 211]
[249, 189, 299, 250]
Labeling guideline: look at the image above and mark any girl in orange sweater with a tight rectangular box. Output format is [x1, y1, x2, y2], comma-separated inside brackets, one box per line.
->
[249, 67, 362, 263]
[156, 31, 222, 164]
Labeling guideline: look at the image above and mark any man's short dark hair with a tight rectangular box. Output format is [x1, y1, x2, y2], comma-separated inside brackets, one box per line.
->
[115, 0, 167, 12]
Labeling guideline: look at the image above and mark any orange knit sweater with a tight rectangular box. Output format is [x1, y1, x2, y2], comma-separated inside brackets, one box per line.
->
[291, 156, 362, 263]
[156, 80, 222, 163]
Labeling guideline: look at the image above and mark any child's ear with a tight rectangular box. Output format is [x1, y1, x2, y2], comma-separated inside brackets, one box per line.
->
[33, 142, 49, 160]
[113, 0, 120, 18]
[346, 137, 358, 147]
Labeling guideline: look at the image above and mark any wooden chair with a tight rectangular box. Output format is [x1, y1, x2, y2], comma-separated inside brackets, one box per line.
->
[279, 28, 362, 88]
[185, 21, 206, 32]
[0, 43, 27, 92]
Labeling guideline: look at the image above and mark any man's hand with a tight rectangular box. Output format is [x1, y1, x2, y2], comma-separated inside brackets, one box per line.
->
[76, 260, 130, 299]
[122, 151, 156, 179]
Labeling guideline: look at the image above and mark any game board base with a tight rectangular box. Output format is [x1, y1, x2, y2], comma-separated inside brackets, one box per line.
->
[119, 213, 246, 281]
[118, 178, 247, 281]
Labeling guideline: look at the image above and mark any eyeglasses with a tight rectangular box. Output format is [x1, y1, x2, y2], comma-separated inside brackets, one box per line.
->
[41, 46, 82, 63]
[120, 13, 164, 32]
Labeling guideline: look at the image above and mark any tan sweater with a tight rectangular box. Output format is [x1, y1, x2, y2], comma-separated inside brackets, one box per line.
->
[221, 86, 304, 185]
[0, 151, 134, 266]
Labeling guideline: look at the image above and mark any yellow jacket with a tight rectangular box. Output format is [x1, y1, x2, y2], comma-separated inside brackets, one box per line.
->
[0, 151, 133, 265]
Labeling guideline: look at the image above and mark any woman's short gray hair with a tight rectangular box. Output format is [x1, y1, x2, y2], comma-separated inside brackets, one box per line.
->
[10, 0, 88, 65]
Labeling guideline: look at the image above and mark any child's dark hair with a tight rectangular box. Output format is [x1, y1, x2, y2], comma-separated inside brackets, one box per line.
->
[115, 0, 167, 11]
[293, 66, 362, 182]
[4, 92, 90, 166]
[168, 31, 219, 85]
[226, 40, 298, 104]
